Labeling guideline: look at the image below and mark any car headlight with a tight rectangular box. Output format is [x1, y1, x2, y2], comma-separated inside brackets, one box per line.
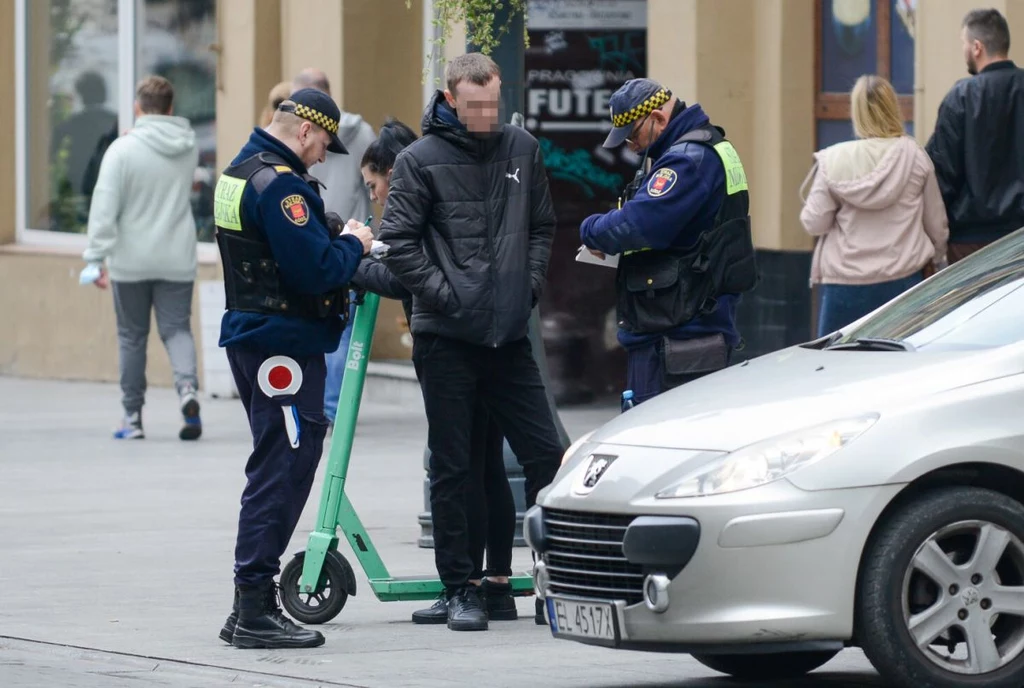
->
[561, 430, 596, 466]
[655, 414, 879, 498]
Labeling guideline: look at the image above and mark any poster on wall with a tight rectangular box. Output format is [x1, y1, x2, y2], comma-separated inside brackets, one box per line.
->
[526, 0, 647, 404]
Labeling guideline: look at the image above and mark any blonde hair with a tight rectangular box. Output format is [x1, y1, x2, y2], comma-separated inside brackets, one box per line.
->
[851, 75, 905, 139]
[259, 81, 293, 127]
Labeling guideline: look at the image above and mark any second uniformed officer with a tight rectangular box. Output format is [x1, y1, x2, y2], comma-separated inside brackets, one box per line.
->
[213, 88, 373, 649]
[580, 78, 757, 405]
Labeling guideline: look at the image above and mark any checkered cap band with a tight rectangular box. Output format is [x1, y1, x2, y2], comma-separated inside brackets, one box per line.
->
[611, 89, 672, 129]
[293, 103, 339, 135]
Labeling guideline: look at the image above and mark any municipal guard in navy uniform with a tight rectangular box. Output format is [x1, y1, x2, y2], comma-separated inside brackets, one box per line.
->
[580, 78, 757, 405]
[213, 88, 373, 649]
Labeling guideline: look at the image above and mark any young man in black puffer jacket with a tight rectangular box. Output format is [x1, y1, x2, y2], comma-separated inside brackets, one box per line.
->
[374, 52, 563, 632]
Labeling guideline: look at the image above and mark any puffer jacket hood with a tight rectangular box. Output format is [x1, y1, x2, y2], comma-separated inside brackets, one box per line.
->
[130, 114, 196, 157]
[812, 136, 918, 210]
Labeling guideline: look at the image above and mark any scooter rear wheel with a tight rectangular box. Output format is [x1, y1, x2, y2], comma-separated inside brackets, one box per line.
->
[280, 550, 349, 624]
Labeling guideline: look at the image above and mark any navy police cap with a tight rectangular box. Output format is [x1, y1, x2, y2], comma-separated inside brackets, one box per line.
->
[604, 78, 672, 148]
[280, 88, 348, 155]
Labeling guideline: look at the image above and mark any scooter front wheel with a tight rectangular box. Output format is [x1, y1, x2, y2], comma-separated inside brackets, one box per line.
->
[280, 550, 350, 624]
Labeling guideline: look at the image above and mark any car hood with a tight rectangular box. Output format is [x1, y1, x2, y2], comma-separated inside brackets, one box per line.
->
[591, 345, 1020, 453]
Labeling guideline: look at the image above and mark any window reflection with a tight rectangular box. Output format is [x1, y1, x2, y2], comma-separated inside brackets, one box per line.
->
[142, 0, 217, 243]
[29, 0, 119, 233]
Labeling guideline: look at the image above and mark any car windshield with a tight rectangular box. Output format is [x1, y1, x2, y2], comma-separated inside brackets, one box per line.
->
[827, 228, 1024, 353]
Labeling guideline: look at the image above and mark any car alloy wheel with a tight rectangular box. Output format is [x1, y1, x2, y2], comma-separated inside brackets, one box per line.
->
[901, 519, 1024, 675]
[858, 487, 1024, 688]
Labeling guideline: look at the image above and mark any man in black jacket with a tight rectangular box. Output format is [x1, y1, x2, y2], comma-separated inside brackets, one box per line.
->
[926, 8, 1024, 263]
[376, 52, 563, 632]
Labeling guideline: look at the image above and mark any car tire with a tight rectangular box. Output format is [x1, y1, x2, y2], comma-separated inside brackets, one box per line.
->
[858, 486, 1024, 688]
[690, 650, 838, 680]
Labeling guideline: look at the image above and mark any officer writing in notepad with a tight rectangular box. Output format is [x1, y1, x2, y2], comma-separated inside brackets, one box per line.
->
[212, 88, 373, 649]
[579, 78, 758, 405]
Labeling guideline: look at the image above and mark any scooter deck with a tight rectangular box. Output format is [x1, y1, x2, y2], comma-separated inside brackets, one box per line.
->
[369, 575, 535, 602]
[300, 290, 539, 607]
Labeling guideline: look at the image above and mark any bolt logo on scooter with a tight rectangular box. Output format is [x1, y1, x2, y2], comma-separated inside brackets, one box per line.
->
[278, 245, 535, 626]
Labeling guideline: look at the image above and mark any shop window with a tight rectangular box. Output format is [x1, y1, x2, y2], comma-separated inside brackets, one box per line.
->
[19, 0, 216, 244]
[814, 0, 915, 150]
[141, 0, 217, 243]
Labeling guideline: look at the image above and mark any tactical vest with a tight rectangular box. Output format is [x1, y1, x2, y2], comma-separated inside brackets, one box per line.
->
[616, 125, 758, 335]
[213, 152, 349, 322]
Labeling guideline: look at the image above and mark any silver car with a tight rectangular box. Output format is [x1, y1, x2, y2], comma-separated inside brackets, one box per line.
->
[526, 229, 1024, 688]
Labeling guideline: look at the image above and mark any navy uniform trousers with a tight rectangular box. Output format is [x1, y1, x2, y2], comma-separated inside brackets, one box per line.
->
[227, 347, 329, 586]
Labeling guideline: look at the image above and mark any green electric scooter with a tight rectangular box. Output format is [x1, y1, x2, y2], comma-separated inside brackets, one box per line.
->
[279, 287, 536, 625]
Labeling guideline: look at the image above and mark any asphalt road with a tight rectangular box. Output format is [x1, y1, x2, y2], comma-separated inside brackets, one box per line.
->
[0, 377, 887, 687]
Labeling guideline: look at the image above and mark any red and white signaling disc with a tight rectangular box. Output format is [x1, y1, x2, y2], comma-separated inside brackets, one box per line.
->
[257, 356, 303, 398]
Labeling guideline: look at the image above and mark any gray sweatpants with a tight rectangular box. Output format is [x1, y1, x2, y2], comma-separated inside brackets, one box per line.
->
[112, 280, 199, 414]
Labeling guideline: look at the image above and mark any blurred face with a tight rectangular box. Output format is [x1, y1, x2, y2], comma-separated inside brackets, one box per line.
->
[962, 27, 982, 75]
[445, 76, 501, 134]
[361, 165, 391, 206]
[297, 121, 331, 167]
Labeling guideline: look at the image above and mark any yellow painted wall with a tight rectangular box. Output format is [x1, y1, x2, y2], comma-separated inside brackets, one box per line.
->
[5, 0, 1018, 383]
[0, 250, 219, 383]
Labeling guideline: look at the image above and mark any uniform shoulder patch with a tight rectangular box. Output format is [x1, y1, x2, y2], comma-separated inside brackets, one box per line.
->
[646, 168, 678, 198]
[274, 165, 294, 175]
[281, 194, 309, 226]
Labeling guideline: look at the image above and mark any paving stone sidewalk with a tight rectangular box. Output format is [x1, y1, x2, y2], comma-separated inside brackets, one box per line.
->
[0, 377, 882, 687]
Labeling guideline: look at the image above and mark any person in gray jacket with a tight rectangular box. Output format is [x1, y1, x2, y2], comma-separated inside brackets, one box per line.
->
[82, 75, 202, 441]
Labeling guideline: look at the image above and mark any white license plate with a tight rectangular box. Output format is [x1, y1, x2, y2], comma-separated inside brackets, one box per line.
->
[546, 596, 618, 644]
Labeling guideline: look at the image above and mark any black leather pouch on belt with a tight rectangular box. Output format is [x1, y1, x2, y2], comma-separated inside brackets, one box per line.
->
[661, 333, 729, 388]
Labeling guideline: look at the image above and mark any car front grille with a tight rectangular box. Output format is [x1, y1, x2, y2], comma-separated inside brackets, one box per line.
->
[542, 507, 644, 605]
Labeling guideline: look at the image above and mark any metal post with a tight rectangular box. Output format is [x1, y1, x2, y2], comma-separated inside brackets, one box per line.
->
[417, 5, 570, 547]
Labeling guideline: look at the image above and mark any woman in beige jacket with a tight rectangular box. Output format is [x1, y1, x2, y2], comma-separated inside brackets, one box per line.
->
[800, 75, 949, 337]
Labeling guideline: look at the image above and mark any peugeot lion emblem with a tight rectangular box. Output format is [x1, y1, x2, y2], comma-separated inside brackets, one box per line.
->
[574, 454, 617, 495]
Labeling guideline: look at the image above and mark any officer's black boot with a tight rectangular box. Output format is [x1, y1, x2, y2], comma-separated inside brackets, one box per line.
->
[231, 582, 325, 649]
[481, 579, 517, 621]
[218, 587, 239, 643]
[447, 586, 488, 631]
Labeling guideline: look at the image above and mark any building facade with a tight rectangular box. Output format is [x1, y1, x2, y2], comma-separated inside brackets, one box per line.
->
[0, 0, 1018, 398]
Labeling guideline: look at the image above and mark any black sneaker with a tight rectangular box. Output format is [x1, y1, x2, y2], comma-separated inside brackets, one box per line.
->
[535, 598, 548, 625]
[481, 580, 517, 621]
[412, 594, 449, 624]
[447, 586, 488, 631]
[232, 583, 325, 649]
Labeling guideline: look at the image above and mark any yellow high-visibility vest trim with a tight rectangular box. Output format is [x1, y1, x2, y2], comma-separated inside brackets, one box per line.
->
[214, 174, 246, 231]
[713, 141, 748, 195]
[620, 141, 747, 256]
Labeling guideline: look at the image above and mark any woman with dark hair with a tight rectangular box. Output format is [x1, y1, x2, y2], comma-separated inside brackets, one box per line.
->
[351, 118, 520, 625]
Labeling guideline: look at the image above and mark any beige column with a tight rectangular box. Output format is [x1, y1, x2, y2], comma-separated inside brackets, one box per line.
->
[648, 0, 814, 252]
[280, 0, 344, 97]
[0, 0, 14, 244]
[750, 0, 815, 252]
[916, 0, 1024, 143]
[214, 0, 280, 159]
[339, 0, 424, 361]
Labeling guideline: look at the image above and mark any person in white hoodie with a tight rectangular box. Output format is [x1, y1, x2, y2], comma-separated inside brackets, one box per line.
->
[290, 68, 375, 425]
[82, 75, 202, 441]
[800, 74, 949, 338]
